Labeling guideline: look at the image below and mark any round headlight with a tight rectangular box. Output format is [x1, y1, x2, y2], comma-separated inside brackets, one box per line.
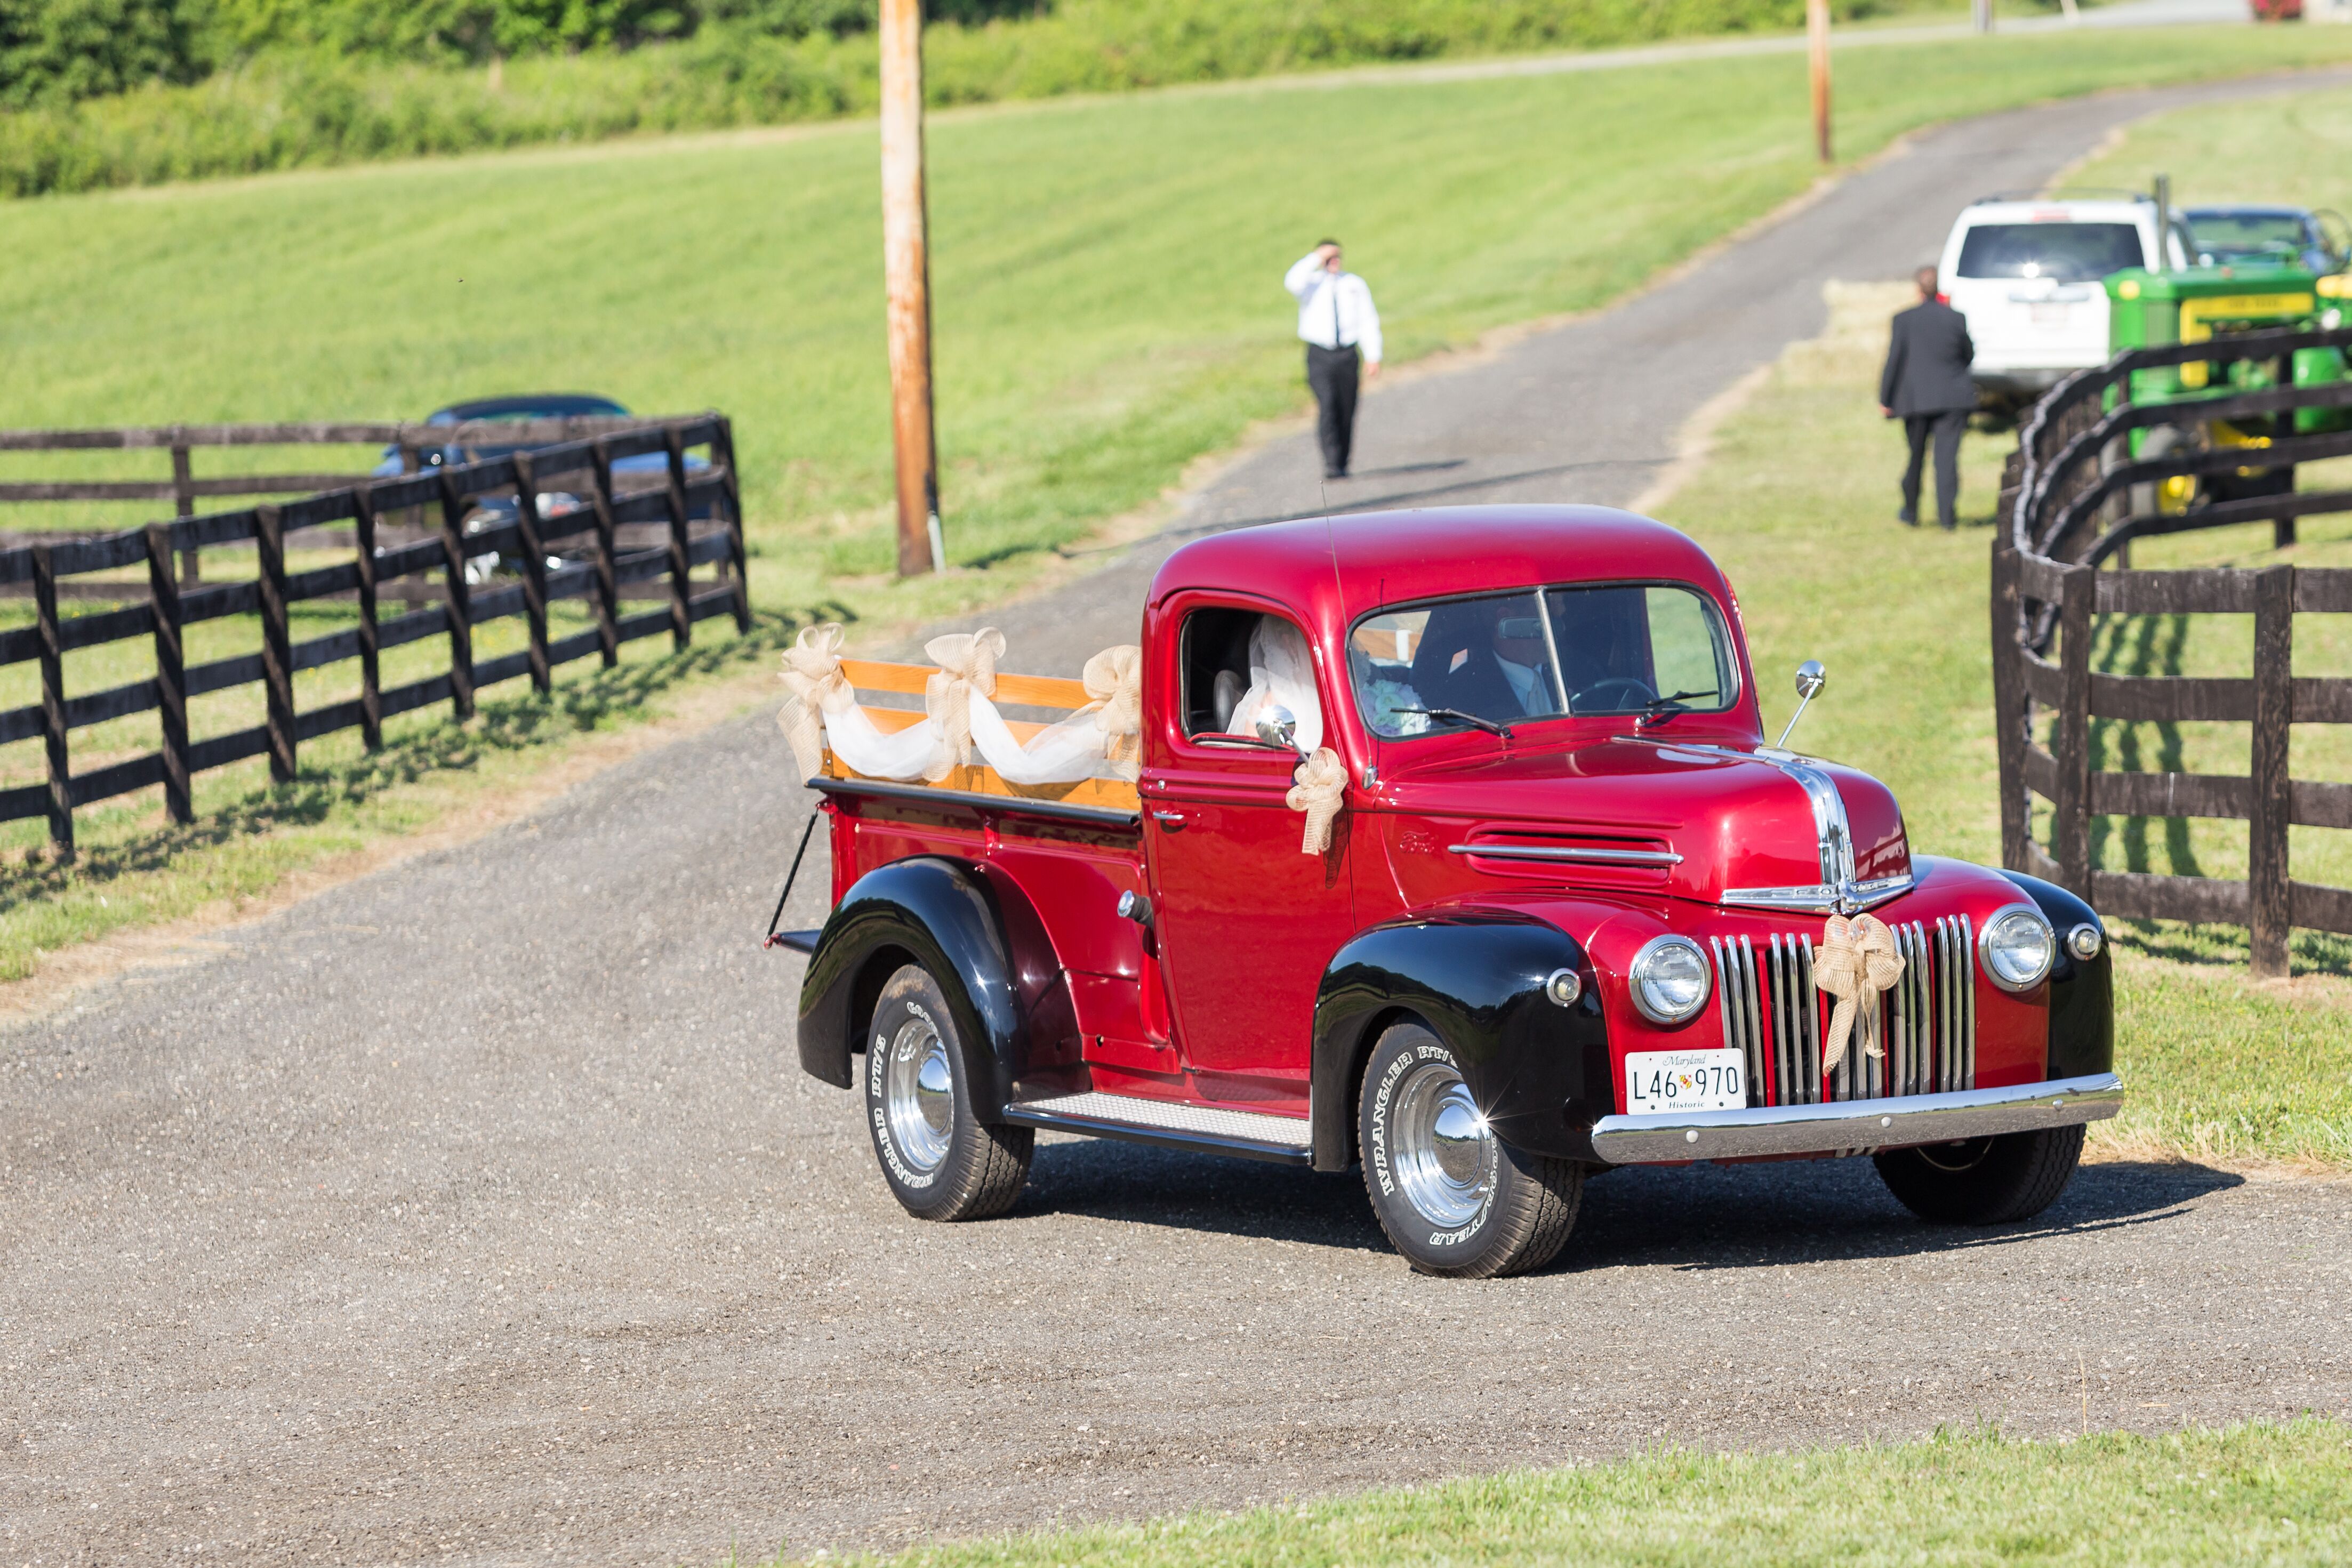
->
[1979, 906, 2057, 992]
[1629, 935, 1711, 1026]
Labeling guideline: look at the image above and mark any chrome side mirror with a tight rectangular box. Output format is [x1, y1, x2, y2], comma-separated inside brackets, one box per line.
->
[1254, 705, 1301, 753]
[1775, 660, 1826, 751]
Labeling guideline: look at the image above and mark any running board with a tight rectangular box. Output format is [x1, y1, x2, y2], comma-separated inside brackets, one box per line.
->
[1001, 1091, 1314, 1166]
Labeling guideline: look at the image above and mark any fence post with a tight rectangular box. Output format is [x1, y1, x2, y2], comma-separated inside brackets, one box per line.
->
[170, 434, 201, 585]
[31, 546, 72, 858]
[715, 417, 752, 633]
[2249, 565, 2294, 977]
[663, 427, 693, 651]
[439, 473, 475, 720]
[352, 486, 383, 751]
[589, 440, 620, 669]
[145, 522, 191, 823]
[2051, 565, 2096, 899]
[1989, 533, 2028, 871]
[253, 505, 296, 784]
[510, 453, 552, 695]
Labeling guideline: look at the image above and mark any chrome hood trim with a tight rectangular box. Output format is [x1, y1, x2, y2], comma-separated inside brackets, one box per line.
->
[1590, 1073, 2122, 1164]
[1623, 739, 1903, 915]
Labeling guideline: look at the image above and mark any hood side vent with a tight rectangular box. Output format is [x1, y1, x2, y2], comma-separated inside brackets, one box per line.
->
[1449, 830, 1679, 883]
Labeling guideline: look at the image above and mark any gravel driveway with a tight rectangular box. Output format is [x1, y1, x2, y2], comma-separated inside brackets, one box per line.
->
[7, 71, 2351, 1568]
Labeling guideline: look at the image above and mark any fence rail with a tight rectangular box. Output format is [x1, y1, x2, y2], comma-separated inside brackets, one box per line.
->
[0, 415, 697, 585]
[0, 414, 748, 856]
[1994, 327, 2352, 975]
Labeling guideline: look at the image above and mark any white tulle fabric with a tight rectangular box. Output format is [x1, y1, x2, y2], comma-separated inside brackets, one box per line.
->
[1225, 617, 1324, 754]
[780, 623, 1141, 787]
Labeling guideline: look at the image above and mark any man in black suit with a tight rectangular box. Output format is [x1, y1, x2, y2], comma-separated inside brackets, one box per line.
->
[1879, 266, 1977, 530]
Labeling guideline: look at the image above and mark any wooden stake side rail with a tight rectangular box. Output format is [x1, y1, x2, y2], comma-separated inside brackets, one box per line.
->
[820, 657, 1141, 816]
[0, 417, 751, 856]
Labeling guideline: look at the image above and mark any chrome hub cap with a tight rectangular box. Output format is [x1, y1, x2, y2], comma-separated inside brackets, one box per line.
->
[884, 1017, 954, 1173]
[1391, 1061, 1495, 1228]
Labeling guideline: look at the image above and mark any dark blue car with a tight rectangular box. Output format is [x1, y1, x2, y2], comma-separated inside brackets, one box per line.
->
[2183, 205, 2352, 275]
[372, 393, 709, 581]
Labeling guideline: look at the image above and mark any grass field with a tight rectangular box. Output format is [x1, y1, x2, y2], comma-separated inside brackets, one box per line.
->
[789, 1420, 2352, 1567]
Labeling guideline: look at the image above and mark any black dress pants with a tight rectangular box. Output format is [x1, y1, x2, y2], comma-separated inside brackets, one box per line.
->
[1901, 408, 1968, 529]
[1306, 343, 1361, 478]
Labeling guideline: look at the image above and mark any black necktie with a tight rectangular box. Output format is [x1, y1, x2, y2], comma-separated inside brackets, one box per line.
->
[1331, 275, 1344, 349]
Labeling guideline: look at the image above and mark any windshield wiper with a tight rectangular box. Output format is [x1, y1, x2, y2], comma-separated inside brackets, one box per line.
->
[1395, 707, 1513, 738]
[1635, 689, 1716, 727]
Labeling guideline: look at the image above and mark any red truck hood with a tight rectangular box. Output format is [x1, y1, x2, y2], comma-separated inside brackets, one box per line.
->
[1376, 737, 1910, 909]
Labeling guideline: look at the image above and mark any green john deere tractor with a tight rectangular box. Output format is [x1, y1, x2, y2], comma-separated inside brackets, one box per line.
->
[2102, 259, 2351, 513]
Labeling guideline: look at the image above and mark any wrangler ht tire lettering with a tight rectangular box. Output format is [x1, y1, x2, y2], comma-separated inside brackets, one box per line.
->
[865, 963, 1032, 1221]
[1356, 1022, 1581, 1278]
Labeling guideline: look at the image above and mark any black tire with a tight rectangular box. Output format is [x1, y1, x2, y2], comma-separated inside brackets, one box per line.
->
[1358, 1022, 1582, 1278]
[1873, 1124, 2084, 1225]
[864, 963, 1032, 1221]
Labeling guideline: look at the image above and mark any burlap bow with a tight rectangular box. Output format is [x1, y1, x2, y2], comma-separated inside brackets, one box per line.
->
[923, 628, 1006, 782]
[1081, 645, 1143, 780]
[1812, 912, 1906, 1072]
[776, 622, 854, 782]
[1286, 746, 1347, 855]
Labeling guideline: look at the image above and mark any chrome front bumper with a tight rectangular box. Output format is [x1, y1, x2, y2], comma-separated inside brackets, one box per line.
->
[1588, 1073, 2123, 1165]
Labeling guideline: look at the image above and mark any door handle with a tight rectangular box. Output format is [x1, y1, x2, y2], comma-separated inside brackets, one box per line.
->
[1150, 810, 1186, 831]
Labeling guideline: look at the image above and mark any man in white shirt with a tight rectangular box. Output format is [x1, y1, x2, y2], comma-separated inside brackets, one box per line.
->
[1284, 240, 1383, 480]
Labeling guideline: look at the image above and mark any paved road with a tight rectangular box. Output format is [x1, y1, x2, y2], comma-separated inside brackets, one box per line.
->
[9, 73, 2352, 1568]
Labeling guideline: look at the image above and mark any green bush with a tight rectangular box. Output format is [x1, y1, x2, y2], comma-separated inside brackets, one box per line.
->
[2, 0, 1962, 197]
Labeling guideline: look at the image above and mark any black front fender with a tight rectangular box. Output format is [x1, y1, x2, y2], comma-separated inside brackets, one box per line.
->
[1310, 912, 1609, 1171]
[1998, 869, 2114, 1080]
[797, 857, 1025, 1119]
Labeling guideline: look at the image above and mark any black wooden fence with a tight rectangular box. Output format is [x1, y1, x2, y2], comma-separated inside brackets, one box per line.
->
[1994, 327, 2352, 975]
[0, 415, 693, 588]
[1, 414, 748, 857]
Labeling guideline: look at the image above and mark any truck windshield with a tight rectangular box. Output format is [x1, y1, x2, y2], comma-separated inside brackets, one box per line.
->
[1955, 222, 2144, 283]
[1350, 583, 1738, 738]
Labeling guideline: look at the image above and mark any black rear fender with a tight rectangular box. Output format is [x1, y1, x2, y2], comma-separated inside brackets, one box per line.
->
[798, 857, 1046, 1119]
[1309, 912, 1609, 1171]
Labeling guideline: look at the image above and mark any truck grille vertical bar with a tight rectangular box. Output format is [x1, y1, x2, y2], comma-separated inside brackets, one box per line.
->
[1712, 936, 1770, 1109]
[1797, 935, 1820, 1105]
[1958, 913, 1977, 1091]
[1769, 940, 1787, 1109]
[1738, 937, 1764, 1106]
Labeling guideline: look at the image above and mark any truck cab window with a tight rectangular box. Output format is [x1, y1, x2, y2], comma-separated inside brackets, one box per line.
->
[1180, 608, 1322, 752]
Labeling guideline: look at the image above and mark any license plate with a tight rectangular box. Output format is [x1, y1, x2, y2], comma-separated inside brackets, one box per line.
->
[2029, 303, 2073, 328]
[1624, 1049, 1746, 1114]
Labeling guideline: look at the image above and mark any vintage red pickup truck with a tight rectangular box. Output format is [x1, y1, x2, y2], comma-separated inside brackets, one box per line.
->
[776, 506, 2119, 1277]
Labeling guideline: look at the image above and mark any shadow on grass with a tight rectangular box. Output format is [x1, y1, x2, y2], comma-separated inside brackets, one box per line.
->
[2113, 916, 2352, 979]
[0, 605, 842, 919]
[1017, 1134, 2241, 1274]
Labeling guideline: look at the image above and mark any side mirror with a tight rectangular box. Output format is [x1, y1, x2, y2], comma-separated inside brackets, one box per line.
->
[1254, 705, 1301, 753]
[1775, 660, 1826, 751]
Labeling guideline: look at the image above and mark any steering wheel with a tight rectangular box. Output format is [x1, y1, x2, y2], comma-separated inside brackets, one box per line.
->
[1570, 676, 1657, 715]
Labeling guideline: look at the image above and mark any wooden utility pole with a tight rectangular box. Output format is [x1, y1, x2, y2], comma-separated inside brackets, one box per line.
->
[879, 0, 943, 577]
[1807, 0, 1833, 166]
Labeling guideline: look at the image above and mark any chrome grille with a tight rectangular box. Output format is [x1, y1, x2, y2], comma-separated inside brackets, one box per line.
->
[1710, 916, 1975, 1107]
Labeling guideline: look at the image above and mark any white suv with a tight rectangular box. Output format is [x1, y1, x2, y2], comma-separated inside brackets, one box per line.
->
[1936, 194, 2191, 403]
